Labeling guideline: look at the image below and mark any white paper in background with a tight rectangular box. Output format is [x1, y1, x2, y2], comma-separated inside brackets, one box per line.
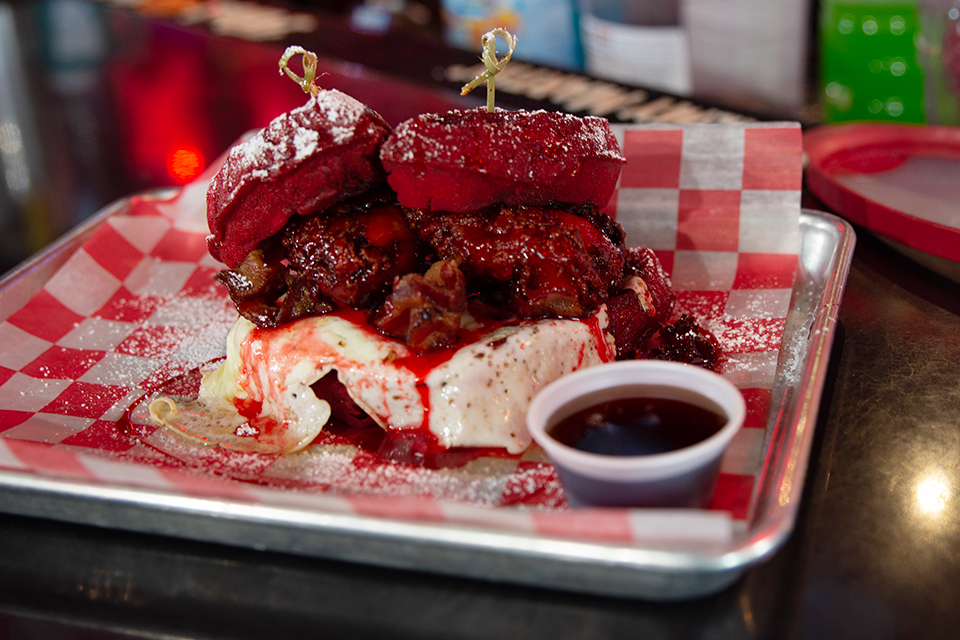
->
[683, 0, 812, 117]
[581, 14, 693, 95]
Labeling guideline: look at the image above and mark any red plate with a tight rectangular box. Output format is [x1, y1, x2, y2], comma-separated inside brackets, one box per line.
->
[804, 124, 960, 263]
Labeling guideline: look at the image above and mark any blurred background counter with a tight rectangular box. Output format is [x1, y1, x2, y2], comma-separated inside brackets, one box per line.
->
[0, 0, 469, 274]
[4, 0, 959, 275]
[0, 0, 753, 272]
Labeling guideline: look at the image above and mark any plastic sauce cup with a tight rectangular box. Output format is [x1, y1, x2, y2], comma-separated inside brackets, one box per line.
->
[527, 360, 746, 509]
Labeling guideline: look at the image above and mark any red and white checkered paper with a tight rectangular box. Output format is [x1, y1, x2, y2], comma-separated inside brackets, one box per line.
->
[0, 122, 802, 546]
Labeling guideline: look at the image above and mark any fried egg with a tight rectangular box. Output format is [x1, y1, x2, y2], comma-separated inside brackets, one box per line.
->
[150, 309, 617, 455]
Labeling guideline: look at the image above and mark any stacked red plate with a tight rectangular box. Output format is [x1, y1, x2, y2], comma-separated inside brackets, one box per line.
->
[804, 124, 960, 276]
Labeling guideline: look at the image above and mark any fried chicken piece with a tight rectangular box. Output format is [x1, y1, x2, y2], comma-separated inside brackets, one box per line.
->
[604, 291, 659, 360]
[374, 259, 467, 352]
[604, 248, 677, 359]
[216, 191, 428, 329]
[282, 190, 429, 308]
[207, 90, 391, 268]
[404, 205, 626, 318]
[214, 244, 336, 329]
[641, 314, 722, 369]
[627, 247, 676, 326]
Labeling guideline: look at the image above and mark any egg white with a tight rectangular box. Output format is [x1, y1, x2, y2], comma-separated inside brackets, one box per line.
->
[163, 309, 617, 454]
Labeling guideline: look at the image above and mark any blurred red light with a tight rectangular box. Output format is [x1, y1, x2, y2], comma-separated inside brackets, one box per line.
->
[167, 147, 204, 183]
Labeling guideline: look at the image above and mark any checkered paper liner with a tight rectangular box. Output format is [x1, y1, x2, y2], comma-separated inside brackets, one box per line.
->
[0, 122, 802, 545]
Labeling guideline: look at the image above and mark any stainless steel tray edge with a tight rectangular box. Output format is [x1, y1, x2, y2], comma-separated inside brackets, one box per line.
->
[727, 210, 855, 570]
[0, 469, 743, 600]
[0, 203, 855, 601]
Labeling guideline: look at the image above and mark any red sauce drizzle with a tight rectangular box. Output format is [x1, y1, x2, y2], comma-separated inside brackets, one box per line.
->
[135, 301, 611, 470]
[312, 372, 513, 469]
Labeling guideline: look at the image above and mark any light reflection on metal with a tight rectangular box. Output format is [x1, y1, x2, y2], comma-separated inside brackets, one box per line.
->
[0, 121, 23, 155]
[0, 5, 35, 203]
[0, 121, 31, 196]
[5, 162, 31, 195]
[915, 472, 950, 517]
[778, 476, 793, 508]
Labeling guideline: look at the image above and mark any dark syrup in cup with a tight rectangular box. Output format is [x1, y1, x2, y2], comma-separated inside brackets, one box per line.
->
[528, 361, 746, 508]
[547, 393, 728, 457]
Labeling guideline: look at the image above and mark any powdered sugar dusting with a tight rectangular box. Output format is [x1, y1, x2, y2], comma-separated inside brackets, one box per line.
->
[130, 403, 548, 506]
[313, 88, 368, 144]
[699, 311, 785, 357]
[205, 88, 390, 268]
[291, 126, 320, 162]
[383, 107, 623, 181]
[381, 107, 625, 212]
[221, 90, 368, 195]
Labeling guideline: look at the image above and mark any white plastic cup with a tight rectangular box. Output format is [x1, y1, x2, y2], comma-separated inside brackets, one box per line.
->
[527, 360, 746, 508]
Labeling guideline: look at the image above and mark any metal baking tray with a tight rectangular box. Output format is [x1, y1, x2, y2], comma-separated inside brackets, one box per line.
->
[0, 200, 855, 601]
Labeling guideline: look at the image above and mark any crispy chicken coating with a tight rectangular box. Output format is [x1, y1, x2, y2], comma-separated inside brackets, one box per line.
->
[403, 204, 626, 318]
